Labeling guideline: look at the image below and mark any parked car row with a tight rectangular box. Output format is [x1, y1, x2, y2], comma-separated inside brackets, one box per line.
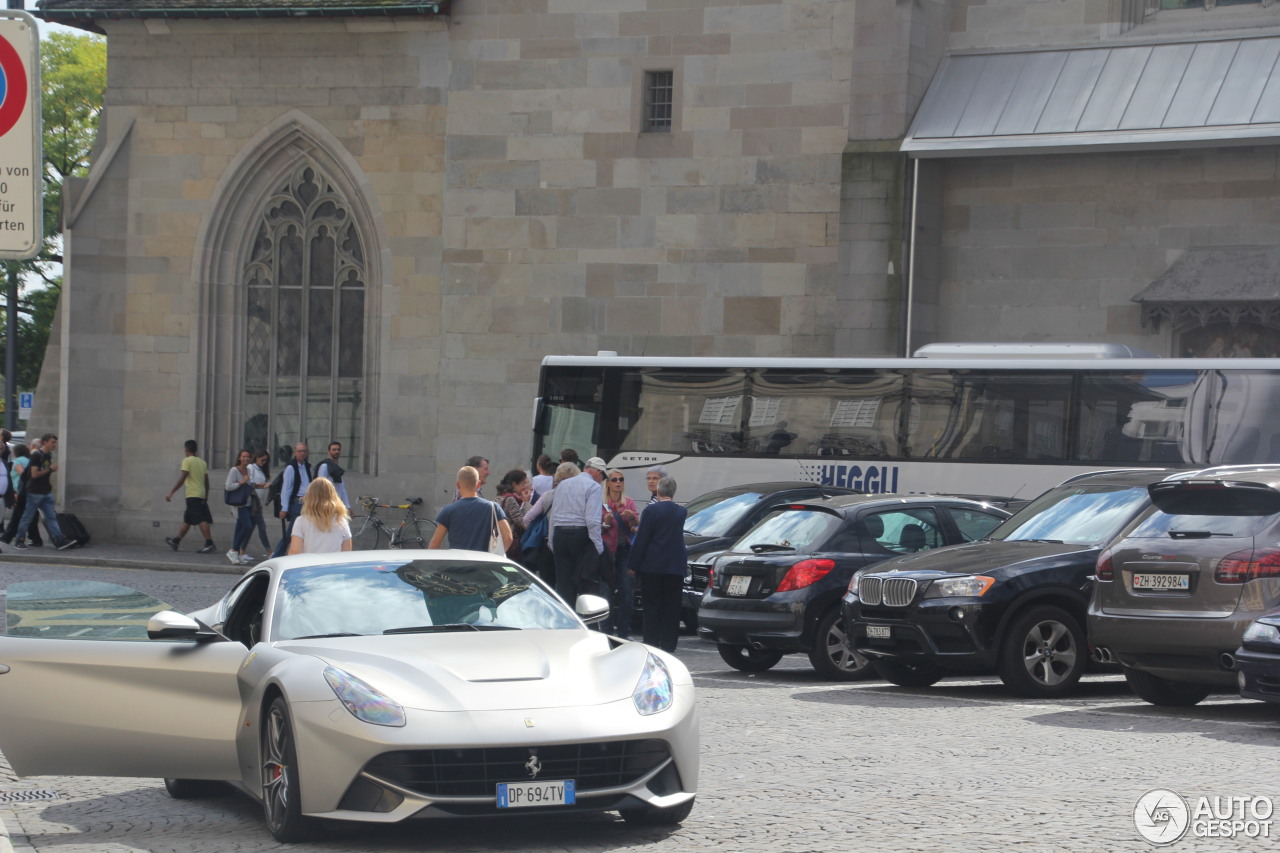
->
[681, 467, 1280, 710]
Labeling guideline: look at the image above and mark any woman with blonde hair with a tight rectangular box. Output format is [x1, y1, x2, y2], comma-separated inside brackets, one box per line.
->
[600, 468, 639, 637]
[288, 477, 352, 554]
[521, 461, 581, 584]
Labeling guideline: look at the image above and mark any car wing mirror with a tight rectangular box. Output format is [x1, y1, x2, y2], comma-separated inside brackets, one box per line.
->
[575, 594, 610, 625]
[147, 611, 223, 643]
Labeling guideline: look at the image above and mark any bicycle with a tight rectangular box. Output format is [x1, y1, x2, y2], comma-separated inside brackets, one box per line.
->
[350, 496, 435, 550]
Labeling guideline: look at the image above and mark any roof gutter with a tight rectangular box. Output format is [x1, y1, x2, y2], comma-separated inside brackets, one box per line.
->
[40, 3, 444, 23]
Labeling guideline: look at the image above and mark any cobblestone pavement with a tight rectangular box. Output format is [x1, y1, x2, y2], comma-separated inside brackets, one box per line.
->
[2, 562, 1279, 852]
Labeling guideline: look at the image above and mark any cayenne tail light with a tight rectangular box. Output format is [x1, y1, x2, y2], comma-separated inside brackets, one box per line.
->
[1096, 548, 1115, 581]
[1215, 549, 1280, 584]
[777, 558, 836, 592]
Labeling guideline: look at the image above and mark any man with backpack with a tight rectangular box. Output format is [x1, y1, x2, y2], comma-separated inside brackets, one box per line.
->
[270, 442, 312, 557]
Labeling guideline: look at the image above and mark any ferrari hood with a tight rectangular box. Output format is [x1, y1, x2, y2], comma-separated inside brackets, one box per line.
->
[281, 629, 656, 713]
[863, 539, 1093, 578]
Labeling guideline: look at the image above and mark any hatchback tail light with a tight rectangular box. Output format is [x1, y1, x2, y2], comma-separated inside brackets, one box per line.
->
[1096, 548, 1115, 581]
[777, 558, 835, 592]
[1215, 549, 1280, 584]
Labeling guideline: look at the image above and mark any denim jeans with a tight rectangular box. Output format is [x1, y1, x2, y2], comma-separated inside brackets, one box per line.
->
[17, 493, 64, 546]
[231, 505, 254, 551]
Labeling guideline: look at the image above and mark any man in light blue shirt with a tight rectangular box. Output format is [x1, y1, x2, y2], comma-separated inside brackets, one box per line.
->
[549, 455, 606, 604]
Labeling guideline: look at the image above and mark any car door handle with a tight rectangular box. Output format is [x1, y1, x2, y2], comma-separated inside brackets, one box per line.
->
[0, 664, 9, 674]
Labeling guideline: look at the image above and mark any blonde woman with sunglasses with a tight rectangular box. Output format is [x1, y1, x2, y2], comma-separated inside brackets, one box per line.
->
[601, 468, 640, 637]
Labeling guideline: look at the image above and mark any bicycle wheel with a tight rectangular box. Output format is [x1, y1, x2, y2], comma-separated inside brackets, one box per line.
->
[351, 516, 385, 551]
[394, 518, 428, 549]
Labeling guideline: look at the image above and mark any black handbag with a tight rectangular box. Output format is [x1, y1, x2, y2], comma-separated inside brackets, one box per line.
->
[225, 481, 252, 506]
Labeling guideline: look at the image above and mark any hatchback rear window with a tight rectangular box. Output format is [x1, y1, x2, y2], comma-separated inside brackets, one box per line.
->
[734, 508, 842, 553]
[1125, 508, 1274, 540]
[990, 485, 1150, 547]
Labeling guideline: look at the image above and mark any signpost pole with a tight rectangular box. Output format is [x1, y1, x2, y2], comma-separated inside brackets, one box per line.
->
[0, 5, 40, 432]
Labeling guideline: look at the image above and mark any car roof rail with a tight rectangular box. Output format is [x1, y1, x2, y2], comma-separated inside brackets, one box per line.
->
[1056, 468, 1162, 486]
[1163, 463, 1280, 482]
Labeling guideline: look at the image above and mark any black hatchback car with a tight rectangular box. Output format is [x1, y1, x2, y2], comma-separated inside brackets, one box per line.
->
[674, 481, 860, 627]
[843, 469, 1169, 698]
[696, 495, 1009, 680]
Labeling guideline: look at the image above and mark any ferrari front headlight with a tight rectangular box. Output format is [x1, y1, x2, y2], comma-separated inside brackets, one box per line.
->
[633, 653, 673, 716]
[323, 665, 406, 727]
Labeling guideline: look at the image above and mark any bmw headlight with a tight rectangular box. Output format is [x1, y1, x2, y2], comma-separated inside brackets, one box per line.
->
[323, 665, 406, 727]
[923, 575, 995, 599]
[633, 653, 673, 716]
[1242, 621, 1280, 645]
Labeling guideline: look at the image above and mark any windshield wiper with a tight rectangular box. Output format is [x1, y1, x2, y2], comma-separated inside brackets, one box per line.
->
[383, 624, 516, 634]
[293, 632, 364, 640]
[1019, 538, 1065, 544]
[1168, 530, 1231, 539]
[750, 543, 797, 553]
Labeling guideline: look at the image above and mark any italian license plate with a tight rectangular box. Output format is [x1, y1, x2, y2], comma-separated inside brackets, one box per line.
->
[866, 625, 891, 639]
[727, 575, 751, 596]
[1133, 573, 1190, 591]
[497, 779, 575, 808]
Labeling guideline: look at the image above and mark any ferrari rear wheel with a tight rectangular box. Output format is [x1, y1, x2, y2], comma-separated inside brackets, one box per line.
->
[262, 697, 319, 843]
[622, 796, 695, 826]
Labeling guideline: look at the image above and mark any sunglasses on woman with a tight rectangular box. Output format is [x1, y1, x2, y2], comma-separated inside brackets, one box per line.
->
[608, 477, 624, 483]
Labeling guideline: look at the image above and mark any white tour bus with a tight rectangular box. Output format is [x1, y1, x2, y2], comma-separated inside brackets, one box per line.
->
[530, 347, 1280, 504]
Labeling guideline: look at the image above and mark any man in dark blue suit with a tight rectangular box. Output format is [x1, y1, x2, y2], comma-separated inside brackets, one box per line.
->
[631, 476, 688, 652]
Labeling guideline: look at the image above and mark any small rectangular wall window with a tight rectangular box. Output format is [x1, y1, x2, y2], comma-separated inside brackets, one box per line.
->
[643, 70, 674, 133]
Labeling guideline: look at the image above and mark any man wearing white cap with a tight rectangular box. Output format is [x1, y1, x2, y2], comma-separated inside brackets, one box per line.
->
[548, 455, 607, 605]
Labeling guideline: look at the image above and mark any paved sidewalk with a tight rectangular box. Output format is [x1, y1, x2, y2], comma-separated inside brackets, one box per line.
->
[0, 540, 259, 575]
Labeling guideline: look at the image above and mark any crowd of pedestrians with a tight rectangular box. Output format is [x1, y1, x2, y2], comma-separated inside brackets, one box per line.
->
[0, 430, 82, 552]
[156, 439, 691, 650]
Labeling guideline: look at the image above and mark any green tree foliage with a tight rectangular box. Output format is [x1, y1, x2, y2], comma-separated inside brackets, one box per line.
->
[2, 30, 106, 394]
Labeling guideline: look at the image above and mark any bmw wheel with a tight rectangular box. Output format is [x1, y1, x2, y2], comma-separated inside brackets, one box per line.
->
[997, 605, 1086, 699]
[262, 696, 319, 843]
[717, 643, 784, 672]
[1123, 667, 1213, 707]
[872, 659, 945, 688]
[808, 608, 875, 681]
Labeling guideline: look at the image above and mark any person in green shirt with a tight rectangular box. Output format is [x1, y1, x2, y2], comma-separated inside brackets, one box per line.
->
[164, 439, 216, 553]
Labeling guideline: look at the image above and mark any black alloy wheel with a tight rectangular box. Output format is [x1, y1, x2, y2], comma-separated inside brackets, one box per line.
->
[872, 659, 946, 688]
[808, 608, 875, 681]
[262, 696, 319, 843]
[1123, 667, 1213, 707]
[997, 605, 1087, 698]
[717, 643, 784, 672]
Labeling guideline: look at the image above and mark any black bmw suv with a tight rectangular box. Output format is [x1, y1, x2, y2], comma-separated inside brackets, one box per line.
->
[843, 469, 1171, 698]
[697, 494, 1009, 680]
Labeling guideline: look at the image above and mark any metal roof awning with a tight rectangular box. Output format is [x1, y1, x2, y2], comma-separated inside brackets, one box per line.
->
[1133, 245, 1280, 329]
[903, 36, 1280, 157]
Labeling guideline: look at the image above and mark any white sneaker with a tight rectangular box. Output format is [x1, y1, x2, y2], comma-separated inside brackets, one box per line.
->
[226, 549, 240, 565]
[238, 554, 256, 564]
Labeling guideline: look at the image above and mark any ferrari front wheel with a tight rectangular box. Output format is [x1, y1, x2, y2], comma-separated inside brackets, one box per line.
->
[262, 696, 319, 843]
[622, 796, 695, 826]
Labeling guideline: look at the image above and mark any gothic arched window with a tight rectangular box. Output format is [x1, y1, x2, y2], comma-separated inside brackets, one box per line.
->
[242, 162, 366, 465]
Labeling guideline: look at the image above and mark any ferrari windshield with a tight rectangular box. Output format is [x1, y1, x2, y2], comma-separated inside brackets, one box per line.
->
[272, 559, 580, 640]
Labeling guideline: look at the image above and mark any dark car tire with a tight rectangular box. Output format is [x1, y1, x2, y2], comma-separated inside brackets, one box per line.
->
[872, 659, 945, 688]
[622, 796, 695, 826]
[163, 778, 228, 799]
[1123, 667, 1213, 707]
[262, 696, 320, 843]
[717, 643, 784, 672]
[997, 605, 1087, 698]
[808, 608, 875, 681]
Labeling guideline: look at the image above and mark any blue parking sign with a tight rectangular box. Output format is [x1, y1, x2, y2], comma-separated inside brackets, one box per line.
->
[18, 391, 31, 418]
